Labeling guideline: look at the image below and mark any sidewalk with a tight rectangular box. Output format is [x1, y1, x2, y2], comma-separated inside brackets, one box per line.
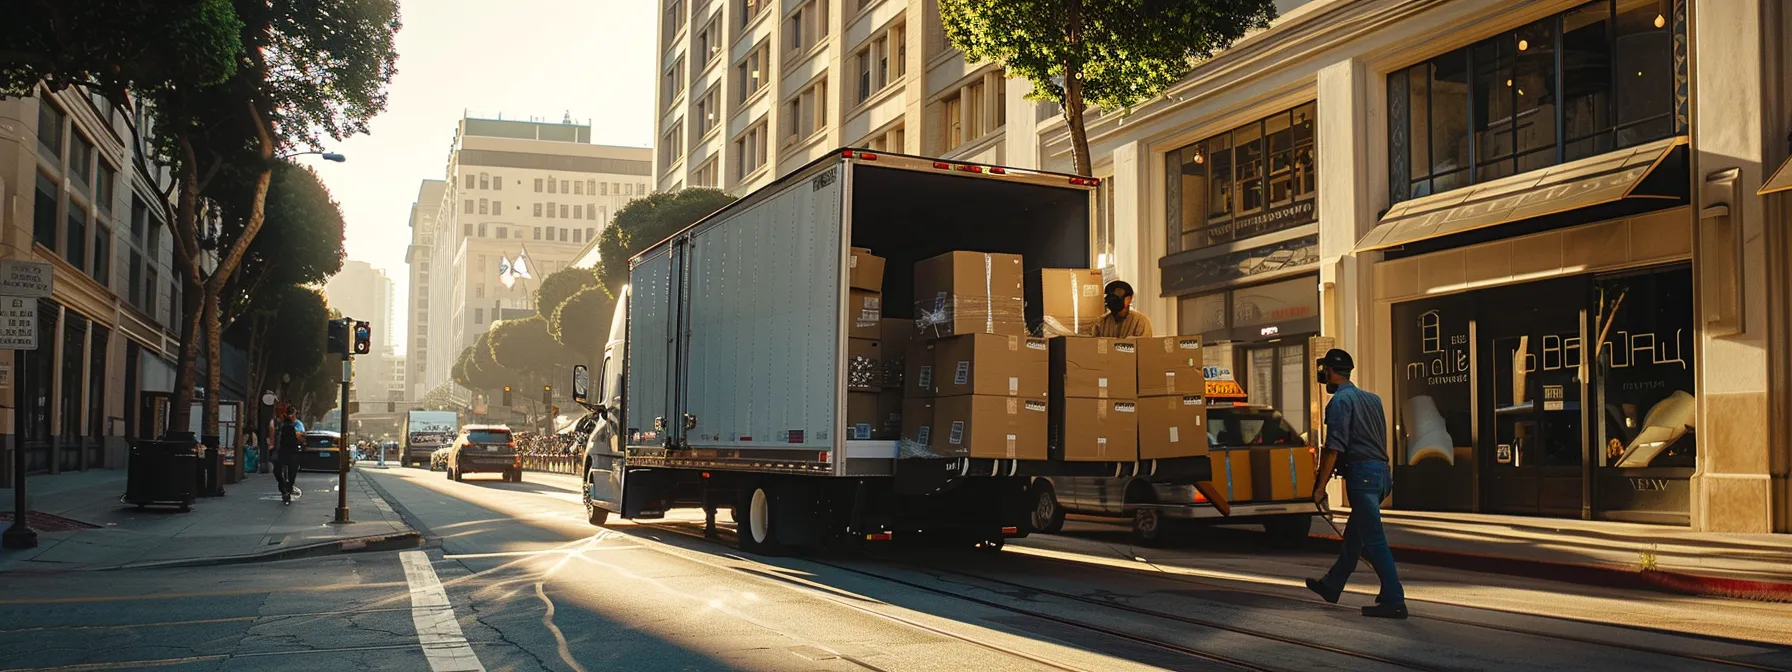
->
[1312, 507, 1792, 602]
[0, 466, 418, 572]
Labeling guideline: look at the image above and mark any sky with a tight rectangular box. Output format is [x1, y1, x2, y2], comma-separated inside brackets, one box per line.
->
[297, 0, 656, 355]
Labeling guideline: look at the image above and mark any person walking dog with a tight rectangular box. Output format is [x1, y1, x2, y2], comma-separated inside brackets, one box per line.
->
[1305, 348, 1407, 619]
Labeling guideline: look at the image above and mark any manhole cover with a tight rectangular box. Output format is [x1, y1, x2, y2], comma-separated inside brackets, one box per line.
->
[0, 511, 101, 532]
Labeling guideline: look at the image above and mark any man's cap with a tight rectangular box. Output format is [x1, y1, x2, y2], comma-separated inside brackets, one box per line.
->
[1105, 280, 1134, 298]
[1318, 348, 1355, 372]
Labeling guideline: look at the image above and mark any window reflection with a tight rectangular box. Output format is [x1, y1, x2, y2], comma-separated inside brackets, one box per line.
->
[1165, 104, 1316, 253]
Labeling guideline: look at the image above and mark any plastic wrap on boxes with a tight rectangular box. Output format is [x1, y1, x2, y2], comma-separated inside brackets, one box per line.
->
[847, 338, 882, 391]
[913, 251, 1027, 338]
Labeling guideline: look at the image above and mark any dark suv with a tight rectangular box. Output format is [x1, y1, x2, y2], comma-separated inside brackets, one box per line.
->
[447, 425, 520, 482]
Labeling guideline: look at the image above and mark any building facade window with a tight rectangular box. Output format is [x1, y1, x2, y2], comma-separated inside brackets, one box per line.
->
[479, 173, 489, 189]
[1387, 0, 1681, 205]
[548, 202, 557, 218]
[497, 226, 508, 239]
[855, 23, 905, 104]
[69, 133, 95, 188]
[34, 172, 59, 251]
[586, 179, 596, 194]
[560, 228, 569, 242]
[694, 87, 719, 140]
[942, 94, 963, 150]
[464, 174, 475, 189]
[474, 308, 484, 324]
[492, 175, 502, 190]
[573, 229, 583, 244]
[573, 205, 583, 219]
[586, 228, 597, 240]
[561, 180, 570, 193]
[740, 0, 769, 28]
[37, 101, 64, 158]
[534, 178, 544, 192]
[736, 122, 768, 179]
[782, 80, 827, 145]
[663, 55, 687, 109]
[477, 223, 487, 237]
[663, 0, 686, 42]
[464, 199, 474, 214]
[692, 158, 719, 187]
[96, 163, 116, 214]
[476, 284, 485, 299]
[737, 42, 770, 103]
[492, 199, 501, 214]
[560, 204, 569, 218]
[548, 176, 557, 194]
[1165, 102, 1317, 252]
[65, 204, 87, 271]
[694, 13, 721, 65]
[662, 119, 686, 168]
[534, 203, 543, 217]
[534, 226, 542, 239]
[91, 221, 109, 286]
[478, 198, 488, 214]
[587, 204, 598, 220]
[785, 0, 829, 55]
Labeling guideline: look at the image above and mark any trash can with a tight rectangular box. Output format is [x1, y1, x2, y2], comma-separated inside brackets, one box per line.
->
[198, 434, 224, 497]
[124, 435, 200, 511]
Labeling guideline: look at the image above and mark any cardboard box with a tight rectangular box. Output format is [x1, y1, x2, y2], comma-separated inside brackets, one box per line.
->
[930, 333, 1048, 398]
[900, 397, 936, 451]
[849, 247, 886, 293]
[1057, 398, 1139, 462]
[848, 290, 882, 340]
[1049, 336, 1138, 400]
[1040, 268, 1105, 336]
[846, 391, 880, 440]
[1135, 336, 1206, 396]
[933, 395, 1048, 460]
[847, 338, 882, 391]
[1137, 395, 1209, 460]
[903, 338, 936, 398]
[877, 390, 903, 439]
[914, 295, 1027, 338]
[914, 251, 1024, 301]
[1209, 449, 1254, 502]
[880, 319, 911, 388]
[1252, 447, 1318, 501]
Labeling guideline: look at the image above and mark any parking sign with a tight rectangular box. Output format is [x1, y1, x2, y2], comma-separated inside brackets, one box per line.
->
[0, 297, 39, 350]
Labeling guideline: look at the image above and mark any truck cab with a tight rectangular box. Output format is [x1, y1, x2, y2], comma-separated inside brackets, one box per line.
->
[1031, 377, 1320, 547]
[581, 285, 630, 525]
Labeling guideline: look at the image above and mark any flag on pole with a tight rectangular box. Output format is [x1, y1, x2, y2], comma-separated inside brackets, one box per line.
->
[498, 254, 517, 289]
[513, 252, 534, 280]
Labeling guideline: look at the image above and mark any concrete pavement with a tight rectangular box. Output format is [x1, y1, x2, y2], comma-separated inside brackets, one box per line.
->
[0, 467, 418, 572]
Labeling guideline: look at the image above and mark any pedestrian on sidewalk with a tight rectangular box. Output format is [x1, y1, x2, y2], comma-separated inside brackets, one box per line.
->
[273, 405, 304, 505]
[1306, 348, 1407, 619]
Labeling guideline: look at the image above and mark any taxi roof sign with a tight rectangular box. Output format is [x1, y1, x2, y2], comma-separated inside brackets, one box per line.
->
[1205, 379, 1247, 400]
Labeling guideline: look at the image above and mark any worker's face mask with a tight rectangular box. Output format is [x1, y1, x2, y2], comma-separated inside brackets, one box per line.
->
[1105, 293, 1126, 314]
[1316, 364, 1339, 394]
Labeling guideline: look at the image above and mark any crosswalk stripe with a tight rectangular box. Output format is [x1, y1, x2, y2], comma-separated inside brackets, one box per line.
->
[399, 550, 487, 672]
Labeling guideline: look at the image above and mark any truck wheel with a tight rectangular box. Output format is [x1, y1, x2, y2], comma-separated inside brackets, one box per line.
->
[1132, 508, 1181, 547]
[1030, 482, 1065, 534]
[1264, 515, 1312, 550]
[738, 485, 786, 556]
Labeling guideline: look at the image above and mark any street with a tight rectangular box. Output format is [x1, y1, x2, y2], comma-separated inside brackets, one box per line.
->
[3, 466, 1789, 672]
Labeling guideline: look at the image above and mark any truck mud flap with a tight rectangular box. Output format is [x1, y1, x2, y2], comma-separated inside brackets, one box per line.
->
[622, 468, 678, 519]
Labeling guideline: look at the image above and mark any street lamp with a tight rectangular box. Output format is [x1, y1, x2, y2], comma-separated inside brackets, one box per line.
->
[283, 150, 347, 162]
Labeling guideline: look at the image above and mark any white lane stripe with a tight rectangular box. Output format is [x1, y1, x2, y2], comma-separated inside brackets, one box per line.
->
[400, 550, 487, 672]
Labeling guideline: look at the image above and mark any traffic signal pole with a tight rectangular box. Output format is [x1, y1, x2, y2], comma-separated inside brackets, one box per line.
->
[332, 318, 355, 525]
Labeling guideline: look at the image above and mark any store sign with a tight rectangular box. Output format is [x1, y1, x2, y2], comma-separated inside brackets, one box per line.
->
[1404, 309, 1470, 385]
[0, 297, 38, 350]
[0, 260, 52, 298]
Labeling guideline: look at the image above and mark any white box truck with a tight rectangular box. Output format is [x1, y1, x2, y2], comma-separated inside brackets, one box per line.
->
[576, 151, 1215, 554]
[403, 410, 459, 467]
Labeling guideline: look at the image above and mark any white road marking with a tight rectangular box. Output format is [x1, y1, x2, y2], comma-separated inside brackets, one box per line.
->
[400, 550, 487, 672]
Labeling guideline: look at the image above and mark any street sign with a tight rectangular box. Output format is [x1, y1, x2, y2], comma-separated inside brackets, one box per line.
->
[572, 364, 590, 403]
[0, 297, 38, 350]
[0, 261, 52, 298]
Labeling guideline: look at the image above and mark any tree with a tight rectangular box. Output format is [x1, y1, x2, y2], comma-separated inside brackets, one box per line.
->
[939, 0, 1275, 175]
[0, 0, 243, 103]
[535, 267, 599, 334]
[552, 287, 617, 362]
[489, 316, 566, 383]
[216, 162, 347, 329]
[228, 283, 330, 441]
[595, 188, 737, 295]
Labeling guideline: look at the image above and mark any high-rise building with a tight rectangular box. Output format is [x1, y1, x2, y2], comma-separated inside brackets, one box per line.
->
[651, 0, 1013, 194]
[410, 115, 651, 398]
[323, 259, 395, 405]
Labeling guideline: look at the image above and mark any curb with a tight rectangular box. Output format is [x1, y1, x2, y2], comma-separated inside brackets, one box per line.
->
[1306, 530, 1792, 604]
[106, 530, 423, 571]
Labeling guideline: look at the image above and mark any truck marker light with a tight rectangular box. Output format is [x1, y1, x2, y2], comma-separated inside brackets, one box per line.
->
[1001, 526, 1019, 535]
[933, 161, 951, 170]
[860, 153, 878, 161]
[818, 451, 829, 463]
[842, 150, 856, 158]
[701, 472, 710, 479]
[987, 167, 1006, 174]
[956, 164, 980, 173]
[865, 532, 893, 541]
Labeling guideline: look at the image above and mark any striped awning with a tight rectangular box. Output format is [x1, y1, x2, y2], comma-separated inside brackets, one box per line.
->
[1356, 136, 1686, 253]
[1759, 156, 1792, 196]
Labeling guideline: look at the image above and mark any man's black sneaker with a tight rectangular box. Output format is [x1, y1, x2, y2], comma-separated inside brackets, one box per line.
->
[1362, 603, 1408, 619]
[1305, 578, 1341, 604]
[283, 492, 291, 505]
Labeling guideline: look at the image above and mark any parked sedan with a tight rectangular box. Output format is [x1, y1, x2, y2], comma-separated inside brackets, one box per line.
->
[446, 425, 521, 482]
[297, 431, 347, 472]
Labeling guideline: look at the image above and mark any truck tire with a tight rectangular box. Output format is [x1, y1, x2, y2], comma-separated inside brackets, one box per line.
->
[1029, 482, 1065, 534]
[738, 485, 786, 556]
[1264, 515, 1312, 550]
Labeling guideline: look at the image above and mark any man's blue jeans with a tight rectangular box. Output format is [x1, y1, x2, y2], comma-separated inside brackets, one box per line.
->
[1320, 460, 1405, 606]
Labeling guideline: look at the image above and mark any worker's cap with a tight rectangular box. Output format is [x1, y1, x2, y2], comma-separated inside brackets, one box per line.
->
[1316, 348, 1355, 372]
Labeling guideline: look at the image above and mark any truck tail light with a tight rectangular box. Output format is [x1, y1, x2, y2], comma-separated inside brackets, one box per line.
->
[932, 161, 951, 170]
[865, 532, 893, 541]
[1069, 177, 1102, 186]
[1193, 490, 1209, 503]
[987, 167, 1006, 174]
[1001, 526, 1019, 536]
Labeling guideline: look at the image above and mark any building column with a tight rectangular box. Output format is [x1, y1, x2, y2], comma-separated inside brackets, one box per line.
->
[1314, 59, 1379, 383]
[1004, 78, 1039, 170]
[1689, 0, 1777, 533]
[1109, 140, 1169, 328]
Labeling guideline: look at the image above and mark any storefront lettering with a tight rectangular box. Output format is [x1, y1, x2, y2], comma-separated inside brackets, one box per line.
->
[1407, 310, 1470, 385]
[1537, 335, 1582, 372]
[1629, 478, 1671, 492]
[1604, 329, 1687, 369]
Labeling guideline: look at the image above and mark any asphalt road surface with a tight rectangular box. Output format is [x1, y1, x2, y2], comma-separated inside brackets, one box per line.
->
[3, 465, 1790, 671]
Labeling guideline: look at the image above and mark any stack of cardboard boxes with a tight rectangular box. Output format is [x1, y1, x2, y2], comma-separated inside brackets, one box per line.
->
[900, 251, 1048, 459]
[1049, 336, 1138, 462]
[1134, 336, 1210, 462]
[845, 248, 889, 440]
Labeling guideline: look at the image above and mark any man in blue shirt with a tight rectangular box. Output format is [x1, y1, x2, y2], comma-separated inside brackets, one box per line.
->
[1306, 348, 1407, 619]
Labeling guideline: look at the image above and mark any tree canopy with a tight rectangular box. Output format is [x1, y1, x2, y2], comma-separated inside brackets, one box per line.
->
[535, 267, 600, 333]
[0, 0, 243, 101]
[595, 188, 737, 295]
[217, 161, 347, 327]
[939, 0, 1275, 175]
[488, 316, 565, 384]
[552, 287, 617, 362]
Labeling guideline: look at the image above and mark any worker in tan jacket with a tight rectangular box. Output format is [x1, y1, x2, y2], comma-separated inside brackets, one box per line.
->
[1083, 280, 1153, 338]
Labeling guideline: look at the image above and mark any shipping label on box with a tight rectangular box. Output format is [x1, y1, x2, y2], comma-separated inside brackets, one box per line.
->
[848, 290, 882, 340]
[1059, 398, 1139, 462]
[846, 391, 880, 440]
[1039, 268, 1105, 336]
[903, 339, 936, 398]
[1140, 365, 1206, 397]
[1050, 336, 1138, 400]
[1209, 450, 1255, 501]
[1138, 395, 1209, 460]
[847, 338, 883, 391]
[934, 395, 1047, 460]
[931, 333, 1048, 398]
[848, 247, 886, 293]
[913, 251, 1024, 301]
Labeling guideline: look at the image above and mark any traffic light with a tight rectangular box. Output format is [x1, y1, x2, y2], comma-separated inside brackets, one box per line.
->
[502, 385, 513, 406]
[353, 321, 372, 355]
[327, 320, 349, 355]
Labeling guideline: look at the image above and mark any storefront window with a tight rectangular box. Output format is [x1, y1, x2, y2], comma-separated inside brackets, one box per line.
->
[1165, 103, 1316, 252]
[1594, 268, 1694, 468]
[1391, 298, 1475, 511]
[1387, 0, 1682, 205]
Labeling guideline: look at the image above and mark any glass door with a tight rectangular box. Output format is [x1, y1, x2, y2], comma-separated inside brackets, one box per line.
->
[1479, 286, 1588, 517]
